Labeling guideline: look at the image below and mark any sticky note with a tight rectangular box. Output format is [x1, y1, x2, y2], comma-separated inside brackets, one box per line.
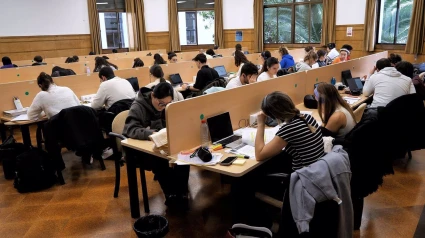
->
[233, 159, 246, 165]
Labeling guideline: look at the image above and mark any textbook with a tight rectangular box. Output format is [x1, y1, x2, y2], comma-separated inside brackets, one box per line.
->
[3, 107, 28, 117]
[149, 128, 168, 148]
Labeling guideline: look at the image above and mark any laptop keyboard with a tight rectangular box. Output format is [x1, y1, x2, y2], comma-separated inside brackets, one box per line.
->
[218, 135, 241, 146]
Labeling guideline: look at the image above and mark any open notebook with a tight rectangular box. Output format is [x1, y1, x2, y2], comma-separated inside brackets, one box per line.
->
[148, 128, 168, 148]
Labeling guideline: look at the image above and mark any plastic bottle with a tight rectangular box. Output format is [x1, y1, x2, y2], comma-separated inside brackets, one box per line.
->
[86, 66, 91, 75]
[200, 119, 210, 147]
[331, 77, 336, 85]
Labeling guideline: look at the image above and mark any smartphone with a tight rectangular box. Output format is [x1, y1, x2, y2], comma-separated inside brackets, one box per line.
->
[220, 156, 237, 166]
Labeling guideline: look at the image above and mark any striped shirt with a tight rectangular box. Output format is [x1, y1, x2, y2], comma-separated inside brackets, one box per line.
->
[276, 114, 325, 170]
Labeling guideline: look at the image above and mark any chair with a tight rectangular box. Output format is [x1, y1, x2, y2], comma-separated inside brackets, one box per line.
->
[108, 110, 129, 198]
[353, 103, 367, 123]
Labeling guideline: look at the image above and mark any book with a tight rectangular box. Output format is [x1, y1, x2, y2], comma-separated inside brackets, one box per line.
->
[149, 128, 168, 148]
[4, 107, 28, 117]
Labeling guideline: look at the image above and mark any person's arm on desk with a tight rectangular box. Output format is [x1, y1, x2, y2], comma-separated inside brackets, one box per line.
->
[362, 68, 375, 97]
[91, 85, 106, 110]
[27, 94, 43, 120]
[255, 112, 287, 161]
[122, 104, 155, 140]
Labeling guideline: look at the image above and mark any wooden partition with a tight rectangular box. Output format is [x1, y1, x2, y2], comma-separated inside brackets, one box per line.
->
[0, 65, 52, 83]
[160, 62, 198, 83]
[208, 57, 238, 73]
[175, 51, 199, 62]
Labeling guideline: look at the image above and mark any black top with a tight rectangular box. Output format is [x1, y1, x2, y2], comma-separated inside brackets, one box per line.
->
[193, 65, 219, 90]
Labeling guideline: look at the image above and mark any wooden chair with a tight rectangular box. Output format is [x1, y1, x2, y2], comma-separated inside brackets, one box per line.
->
[108, 110, 129, 198]
[353, 103, 367, 123]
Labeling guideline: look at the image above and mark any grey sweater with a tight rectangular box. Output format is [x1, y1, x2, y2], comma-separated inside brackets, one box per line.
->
[289, 145, 353, 237]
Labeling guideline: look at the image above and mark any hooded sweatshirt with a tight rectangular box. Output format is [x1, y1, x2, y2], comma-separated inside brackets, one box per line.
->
[295, 61, 311, 72]
[363, 67, 416, 108]
[280, 54, 295, 69]
[122, 90, 165, 140]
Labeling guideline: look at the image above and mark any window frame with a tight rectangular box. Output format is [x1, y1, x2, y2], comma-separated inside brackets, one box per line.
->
[97, 0, 128, 50]
[263, 0, 323, 45]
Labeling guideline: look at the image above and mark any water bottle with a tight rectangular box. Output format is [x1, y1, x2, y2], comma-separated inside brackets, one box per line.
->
[86, 66, 91, 75]
[331, 77, 336, 85]
[200, 119, 210, 147]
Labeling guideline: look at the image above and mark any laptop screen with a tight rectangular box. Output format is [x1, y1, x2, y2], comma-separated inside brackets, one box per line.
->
[214, 66, 227, 77]
[341, 70, 352, 86]
[347, 77, 363, 91]
[169, 74, 183, 85]
[207, 112, 234, 143]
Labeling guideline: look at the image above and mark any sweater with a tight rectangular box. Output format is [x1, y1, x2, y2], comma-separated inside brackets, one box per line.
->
[363, 67, 416, 107]
[280, 54, 295, 69]
[91, 77, 136, 110]
[27, 85, 80, 120]
[295, 61, 312, 72]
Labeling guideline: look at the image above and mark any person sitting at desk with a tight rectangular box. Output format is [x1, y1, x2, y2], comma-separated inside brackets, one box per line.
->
[258, 51, 271, 73]
[168, 52, 178, 63]
[181, 54, 219, 92]
[153, 53, 167, 65]
[32, 55, 46, 66]
[1, 56, 18, 69]
[341, 44, 353, 60]
[331, 48, 350, 64]
[206, 49, 215, 58]
[27, 72, 80, 120]
[73, 55, 79, 62]
[133, 58, 145, 68]
[316, 50, 327, 67]
[364, 58, 416, 108]
[91, 67, 135, 111]
[234, 50, 249, 77]
[65, 57, 75, 63]
[315, 83, 356, 138]
[278, 45, 295, 69]
[388, 53, 402, 66]
[93, 57, 118, 72]
[123, 82, 190, 207]
[295, 51, 318, 72]
[145, 65, 184, 101]
[396, 61, 425, 99]
[326, 43, 339, 65]
[226, 62, 259, 89]
[257, 57, 279, 82]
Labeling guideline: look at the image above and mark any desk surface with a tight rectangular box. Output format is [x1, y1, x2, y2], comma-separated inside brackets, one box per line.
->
[1, 116, 47, 126]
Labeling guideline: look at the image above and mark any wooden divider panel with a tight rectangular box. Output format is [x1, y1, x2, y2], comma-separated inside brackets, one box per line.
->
[0, 80, 40, 113]
[208, 57, 238, 73]
[161, 62, 198, 83]
[0, 65, 51, 83]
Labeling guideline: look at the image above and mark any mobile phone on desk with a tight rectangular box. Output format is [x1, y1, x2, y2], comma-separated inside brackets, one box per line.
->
[220, 156, 237, 166]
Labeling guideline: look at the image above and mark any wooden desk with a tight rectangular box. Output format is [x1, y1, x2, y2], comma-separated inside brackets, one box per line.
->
[0, 116, 46, 147]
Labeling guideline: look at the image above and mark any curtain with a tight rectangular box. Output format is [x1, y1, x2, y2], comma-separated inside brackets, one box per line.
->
[405, 0, 425, 54]
[253, 0, 264, 53]
[126, 0, 148, 51]
[363, 0, 377, 52]
[168, 0, 181, 52]
[214, 0, 224, 48]
[87, 0, 102, 54]
[321, 0, 336, 45]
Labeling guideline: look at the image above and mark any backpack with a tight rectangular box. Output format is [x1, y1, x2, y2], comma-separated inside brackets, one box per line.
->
[0, 135, 28, 180]
[14, 147, 57, 193]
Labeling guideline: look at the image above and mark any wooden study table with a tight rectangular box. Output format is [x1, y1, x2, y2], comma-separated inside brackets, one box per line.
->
[0, 116, 47, 147]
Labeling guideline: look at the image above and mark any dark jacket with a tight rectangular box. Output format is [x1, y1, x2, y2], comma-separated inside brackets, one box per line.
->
[412, 76, 425, 100]
[194, 65, 220, 90]
[108, 98, 134, 115]
[122, 89, 165, 140]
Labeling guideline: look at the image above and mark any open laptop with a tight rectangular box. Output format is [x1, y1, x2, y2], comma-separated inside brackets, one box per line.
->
[169, 73, 183, 86]
[207, 112, 243, 149]
[341, 70, 352, 86]
[213, 65, 230, 78]
[347, 77, 363, 94]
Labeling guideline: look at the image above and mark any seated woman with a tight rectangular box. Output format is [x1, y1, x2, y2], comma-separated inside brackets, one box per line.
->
[316, 50, 328, 67]
[167, 52, 178, 63]
[27, 72, 80, 120]
[295, 51, 318, 72]
[206, 49, 215, 57]
[145, 65, 184, 101]
[278, 45, 295, 69]
[326, 43, 339, 64]
[331, 48, 350, 64]
[234, 50, 249, 77]
[153, 53, 167, 65]
[93, 57, 118, 72]
[123, 82, 190, 207]
[65, 57, 76, 63]
[315, 83, 356, 138]
[258, 51, 271, 73]
[341, 44, 353, 60]
[257, 57, 279, 82]
[1, 56, 18, 69]
[133, 58, 145, 68]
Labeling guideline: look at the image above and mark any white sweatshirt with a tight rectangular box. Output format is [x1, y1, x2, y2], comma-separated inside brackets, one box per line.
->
[27, 85, 80, 120]
[91, 77, 136, 110]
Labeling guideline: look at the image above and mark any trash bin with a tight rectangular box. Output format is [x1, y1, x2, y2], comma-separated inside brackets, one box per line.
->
[133, 215, 169, 238]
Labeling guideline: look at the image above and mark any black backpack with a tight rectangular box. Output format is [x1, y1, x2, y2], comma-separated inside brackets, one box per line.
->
[14, 147, 57, 193]
[0, 135, 28, 180]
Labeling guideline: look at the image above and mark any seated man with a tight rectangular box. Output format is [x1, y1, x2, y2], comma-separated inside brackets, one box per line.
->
[32, 55, 47, 66]
[91, 67, 136, 111]
[181, 54, 219, 92]
[363, 58, 416, 108]
[226, 62, 259, 89]
[123, 82, 190, 207]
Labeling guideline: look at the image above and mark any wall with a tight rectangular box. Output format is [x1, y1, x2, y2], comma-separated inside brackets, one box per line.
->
[336, 0, 366, 25]
[144, 0, 168, 32]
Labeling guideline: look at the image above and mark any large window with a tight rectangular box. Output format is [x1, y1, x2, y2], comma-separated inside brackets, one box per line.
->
[263, 0, 323, 44]
[177, 0, 215, 45]
[377, 0, 413, 44]
[97, 0, 129, 49]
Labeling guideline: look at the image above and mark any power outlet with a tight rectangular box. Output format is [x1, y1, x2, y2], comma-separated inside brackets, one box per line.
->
[249, 111, 262, 126]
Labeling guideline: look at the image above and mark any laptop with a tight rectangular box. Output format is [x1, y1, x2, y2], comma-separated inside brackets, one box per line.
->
[347, 77, 363, 94]
[169, 73, 183, 86]
[207, 112, 243, 149]
[341, 70, 352, 86]
[213, 65, 229, 78]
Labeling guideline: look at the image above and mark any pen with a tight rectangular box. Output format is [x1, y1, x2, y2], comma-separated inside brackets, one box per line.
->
[237, 154, 250, 159]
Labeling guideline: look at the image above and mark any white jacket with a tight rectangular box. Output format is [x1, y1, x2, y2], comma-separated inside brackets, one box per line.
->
[363, 67, 416, 108]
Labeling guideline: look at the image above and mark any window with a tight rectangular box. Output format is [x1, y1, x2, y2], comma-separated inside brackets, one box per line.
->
[263, 0, 323, 44]
[177, 0, 215, 45]
[96, 0, 129, 49]
[377, 0, 413, 44]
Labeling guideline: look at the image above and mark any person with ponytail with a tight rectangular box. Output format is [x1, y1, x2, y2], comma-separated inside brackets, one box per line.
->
[258, 51, 272, 73]
[295, 51, 318, 72]
[153, 53, 167, 65]
[257, 57, 279, 82]
[27, 72, 80, 120]
[133, 58, 145, 68]
[145, 65, 184, 101]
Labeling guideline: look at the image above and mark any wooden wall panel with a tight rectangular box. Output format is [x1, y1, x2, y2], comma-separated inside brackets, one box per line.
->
[0, 35, 92, 61]
[224, 29, 254, 52]
[147, 32, 170, 52]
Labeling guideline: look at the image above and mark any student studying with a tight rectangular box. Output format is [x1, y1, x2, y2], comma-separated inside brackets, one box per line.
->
[181, 53, 219, 92]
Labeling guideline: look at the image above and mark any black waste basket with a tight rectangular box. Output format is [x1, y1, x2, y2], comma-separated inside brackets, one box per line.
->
[133, 215, 169, 238]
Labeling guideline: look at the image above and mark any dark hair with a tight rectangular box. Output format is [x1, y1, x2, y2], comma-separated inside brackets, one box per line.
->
[73, 55, 79, 62]
[65, 57, 76, 63]
[152, 82, 174, 100]
[89, 51, 96, 55]
[102, 55, 110, 60]
[112, 49, 118, 53]
[154, 53, 167, 64]
[234, 50, 249, 67]
[192, 53, 207, 64]
[341, 44, 353, 51]
[304, 46, 314, 53]
[388, 53, 402, 65]
[37, 72, 54, 91]
[214, 45, 219, 50]
[327, 43, 336, 49]
[94, 57, 118, 72]
[317, 49, 326, 58]
[395, 61, 414, 79]
[304, 51, 318, 62]
[98, 66, 115, 80]
[206, 49, 215, 56]
[279, 45, 289, 56]
[260, 57, 279, 74]
[235, 44, 242, 51]
[241, 62, 259, 76]
[149, 64, 166, 83]
[51, 66, 76, 77]
[34, 55, 43, 63]
[316, 83, 356, 126]
[133, 58, 145, 68]
[2, 56, 12, 65]
[167, 52, 177, 60]
[261, 51, 271, 61]
[376, 58, 392, 70]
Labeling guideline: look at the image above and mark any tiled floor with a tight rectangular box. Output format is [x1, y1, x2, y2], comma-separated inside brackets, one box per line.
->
[1, 126, 425, 237]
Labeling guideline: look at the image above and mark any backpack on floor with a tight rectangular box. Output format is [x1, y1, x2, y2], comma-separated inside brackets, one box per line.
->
[225, 224, 273, 238]
[14, 147, 57, 193]
[0, 135, 28, 180]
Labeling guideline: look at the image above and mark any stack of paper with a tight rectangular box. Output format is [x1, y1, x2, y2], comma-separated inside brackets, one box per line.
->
[4, 108, 28, 117]
[343, 96, 361, 105]
[11, 114, 29, 121]
[241, 126, 280, 147]
[176, 153, 223, 166]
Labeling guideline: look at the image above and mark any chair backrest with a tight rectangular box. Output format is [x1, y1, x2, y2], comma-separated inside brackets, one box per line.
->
[112, 110, 129, 152]
[353, 103, 367, 123]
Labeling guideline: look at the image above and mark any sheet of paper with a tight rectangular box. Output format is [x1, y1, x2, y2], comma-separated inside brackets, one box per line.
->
[176, 153, 223, 166]
[236, 145, 256, 159]
[342, 96, 360, 105]
[241, 126, 280, 146]
[11, 114, 29, 121]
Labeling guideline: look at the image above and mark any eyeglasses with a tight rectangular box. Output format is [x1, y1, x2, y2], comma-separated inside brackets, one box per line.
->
[155, 97, 171, 107]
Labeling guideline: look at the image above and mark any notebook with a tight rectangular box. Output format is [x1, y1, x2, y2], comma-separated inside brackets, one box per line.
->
[149, 128, 168, 147]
